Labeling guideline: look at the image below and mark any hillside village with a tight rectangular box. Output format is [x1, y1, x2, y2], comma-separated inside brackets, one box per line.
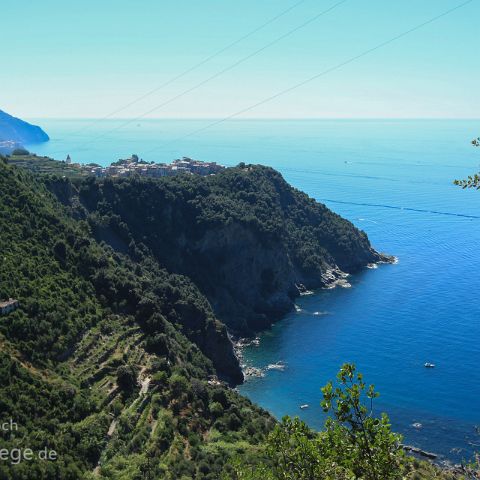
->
[79, 155, 226, 178]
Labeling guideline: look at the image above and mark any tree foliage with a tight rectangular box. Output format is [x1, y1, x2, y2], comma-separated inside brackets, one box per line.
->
[321, 364, 402, 479]
[231, 364, 404, 480]
[74, 164, 380, 332]
[454, 138, 480, 189]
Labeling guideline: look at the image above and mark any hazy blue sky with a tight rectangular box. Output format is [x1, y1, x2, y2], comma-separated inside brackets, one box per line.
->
[2, 0, 478, 119]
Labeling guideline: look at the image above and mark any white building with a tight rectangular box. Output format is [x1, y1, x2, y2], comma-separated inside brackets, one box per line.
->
[0, 298, 19, 315]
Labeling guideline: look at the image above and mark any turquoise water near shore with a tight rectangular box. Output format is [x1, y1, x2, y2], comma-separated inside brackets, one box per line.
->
[27, 118, 480, 462]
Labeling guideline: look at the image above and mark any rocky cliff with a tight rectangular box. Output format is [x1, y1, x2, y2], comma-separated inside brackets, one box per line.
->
[72, 165, 389, 333]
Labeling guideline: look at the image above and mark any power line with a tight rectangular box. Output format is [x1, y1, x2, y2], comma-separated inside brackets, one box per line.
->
[64, 0, 349, 153]
[142, 0, 475, 157]
[59, 0, 309, 140]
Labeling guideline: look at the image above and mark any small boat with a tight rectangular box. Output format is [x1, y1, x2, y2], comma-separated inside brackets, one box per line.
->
[300, 404, 309, 409]
[424, 363, 435, 368]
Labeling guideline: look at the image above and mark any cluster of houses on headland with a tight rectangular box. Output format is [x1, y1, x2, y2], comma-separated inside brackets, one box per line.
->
[77, 155, 226, 178]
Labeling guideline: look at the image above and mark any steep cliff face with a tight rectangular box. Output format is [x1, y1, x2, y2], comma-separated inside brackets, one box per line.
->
[182, 220, 385, 332]
[73, 165, 388, 333]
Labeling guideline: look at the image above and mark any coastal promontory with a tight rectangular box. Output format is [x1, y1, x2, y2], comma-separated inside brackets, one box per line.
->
[66, 163, 390, 333]
[0, 109, 49, 154]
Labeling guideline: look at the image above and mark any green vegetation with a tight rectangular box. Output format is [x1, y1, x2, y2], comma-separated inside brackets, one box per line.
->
[11, 148, 30, 156]
[74, 163, 383, 332]
[229, 364, 469, 480]
[454, 138, 480, 189]
[0, 157, 272, 479]
[0, 156, 468, 479]
[320, 364, 401, 479]
[84, 163, 377, 274]
[5, 153, 88, 177]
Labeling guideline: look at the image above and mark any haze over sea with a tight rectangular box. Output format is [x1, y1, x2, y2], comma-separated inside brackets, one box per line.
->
[27, 118, 480, 463]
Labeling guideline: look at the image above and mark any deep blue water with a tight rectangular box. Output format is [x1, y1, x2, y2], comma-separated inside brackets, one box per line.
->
[27, 119, 480, 463]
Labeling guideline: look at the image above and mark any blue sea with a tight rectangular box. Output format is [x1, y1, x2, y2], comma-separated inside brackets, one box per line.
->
[27, 118, 480, 463]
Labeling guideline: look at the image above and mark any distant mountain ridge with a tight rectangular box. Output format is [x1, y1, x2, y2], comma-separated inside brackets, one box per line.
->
[0, 109, 49, 153]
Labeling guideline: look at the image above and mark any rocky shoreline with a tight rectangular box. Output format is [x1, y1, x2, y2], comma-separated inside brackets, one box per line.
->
[234, 253, 396, 381]
[401, 444, 479, 477]
[229, 254, 479, 475]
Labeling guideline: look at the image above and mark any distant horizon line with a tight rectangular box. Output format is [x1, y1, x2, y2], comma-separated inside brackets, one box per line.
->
[25, 116, 480, 122]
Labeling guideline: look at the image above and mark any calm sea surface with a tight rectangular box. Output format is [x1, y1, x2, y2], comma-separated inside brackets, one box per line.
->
[27, 119, 480, 462]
